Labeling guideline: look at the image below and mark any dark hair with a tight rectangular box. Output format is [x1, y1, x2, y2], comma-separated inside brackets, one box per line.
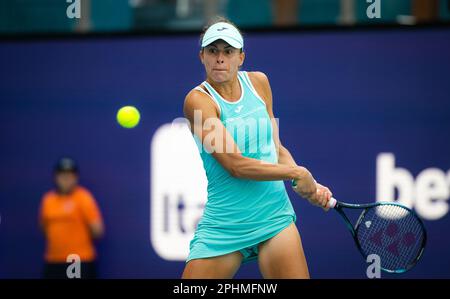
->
[199, 16, 243, 53]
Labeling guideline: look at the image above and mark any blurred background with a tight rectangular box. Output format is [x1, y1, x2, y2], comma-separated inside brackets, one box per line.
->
[1, 0, 450, 34]
[0, 0, 450, 278]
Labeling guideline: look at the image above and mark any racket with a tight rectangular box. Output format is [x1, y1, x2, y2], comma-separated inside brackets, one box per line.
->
[326, 197, 426, 273]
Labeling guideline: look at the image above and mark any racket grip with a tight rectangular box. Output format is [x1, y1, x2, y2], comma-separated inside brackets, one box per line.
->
[327, 197, 337, 209]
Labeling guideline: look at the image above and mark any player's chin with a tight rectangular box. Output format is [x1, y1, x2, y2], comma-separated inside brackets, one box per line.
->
[210, 72, 230, 83]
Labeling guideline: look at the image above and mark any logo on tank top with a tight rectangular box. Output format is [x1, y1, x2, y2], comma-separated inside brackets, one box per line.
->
[234, 105, 244, 113]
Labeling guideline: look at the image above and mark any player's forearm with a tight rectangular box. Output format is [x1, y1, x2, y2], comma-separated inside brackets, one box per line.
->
[277, 145, 318, 198]
[277, 144, 298, 167]
[278, 145, 316, 185]
[229, 155, 306, 181]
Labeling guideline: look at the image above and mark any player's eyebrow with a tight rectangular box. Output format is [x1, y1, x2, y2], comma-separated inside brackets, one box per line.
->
[207, 44, 234, 50]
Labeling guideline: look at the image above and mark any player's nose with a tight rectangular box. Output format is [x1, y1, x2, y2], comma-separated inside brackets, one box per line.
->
[216, 52, 225, 63]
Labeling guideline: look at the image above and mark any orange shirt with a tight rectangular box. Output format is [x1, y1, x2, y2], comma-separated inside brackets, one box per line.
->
[39, 186, 103, 263]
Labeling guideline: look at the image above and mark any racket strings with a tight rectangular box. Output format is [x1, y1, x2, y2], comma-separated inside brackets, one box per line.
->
[356, 205, 424, 271]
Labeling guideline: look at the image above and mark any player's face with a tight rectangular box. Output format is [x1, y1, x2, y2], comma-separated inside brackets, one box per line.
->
[200, 40, 245, 83]
[55, 171, 78, 194]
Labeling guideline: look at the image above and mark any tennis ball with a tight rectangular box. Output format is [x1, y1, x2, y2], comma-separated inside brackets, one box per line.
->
[117, 106, 140, 129]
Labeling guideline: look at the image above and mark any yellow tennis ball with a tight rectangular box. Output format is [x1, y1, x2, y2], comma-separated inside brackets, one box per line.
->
[117, 106, 140, 128]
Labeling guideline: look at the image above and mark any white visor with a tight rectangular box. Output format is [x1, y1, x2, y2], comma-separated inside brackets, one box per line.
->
[201, 22, 244, 49]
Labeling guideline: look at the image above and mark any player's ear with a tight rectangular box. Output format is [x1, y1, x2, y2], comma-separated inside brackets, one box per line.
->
[199, 50, 204, 65]
[239, 51, 245, 67]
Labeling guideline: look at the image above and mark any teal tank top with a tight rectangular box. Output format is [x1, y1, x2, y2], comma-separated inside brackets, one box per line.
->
[187, 71, 296, 263]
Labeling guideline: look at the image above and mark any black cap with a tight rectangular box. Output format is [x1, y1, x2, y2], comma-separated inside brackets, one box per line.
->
[54, 157, 79, 173]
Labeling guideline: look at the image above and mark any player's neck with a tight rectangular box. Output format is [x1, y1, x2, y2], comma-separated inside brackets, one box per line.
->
[207, 76, 240, 101]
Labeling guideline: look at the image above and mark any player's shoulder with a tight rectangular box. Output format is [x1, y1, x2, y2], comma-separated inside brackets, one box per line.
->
[184, 86, 217, 113]
[185, 86, 209, 102]
[245, 71, 271, 104]
[246, 71, 270, 87]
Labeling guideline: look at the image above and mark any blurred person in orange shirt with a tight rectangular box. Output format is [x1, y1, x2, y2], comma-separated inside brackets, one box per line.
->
[39, 158, 104, 279]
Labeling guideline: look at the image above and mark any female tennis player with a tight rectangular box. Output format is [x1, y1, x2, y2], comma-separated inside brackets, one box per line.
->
[182, 18, 333, 279]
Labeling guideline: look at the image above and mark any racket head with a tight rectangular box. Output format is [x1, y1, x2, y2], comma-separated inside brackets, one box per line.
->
[351, 202, 427, 273]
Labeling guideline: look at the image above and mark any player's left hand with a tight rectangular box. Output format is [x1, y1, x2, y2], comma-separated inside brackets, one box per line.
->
[313, 182, 333, 212]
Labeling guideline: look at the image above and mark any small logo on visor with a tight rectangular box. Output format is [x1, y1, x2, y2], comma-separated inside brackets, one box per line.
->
[217, 27, 228, 31]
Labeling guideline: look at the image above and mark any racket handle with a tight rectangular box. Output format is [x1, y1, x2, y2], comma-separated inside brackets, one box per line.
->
[327, 197, 337, 209]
